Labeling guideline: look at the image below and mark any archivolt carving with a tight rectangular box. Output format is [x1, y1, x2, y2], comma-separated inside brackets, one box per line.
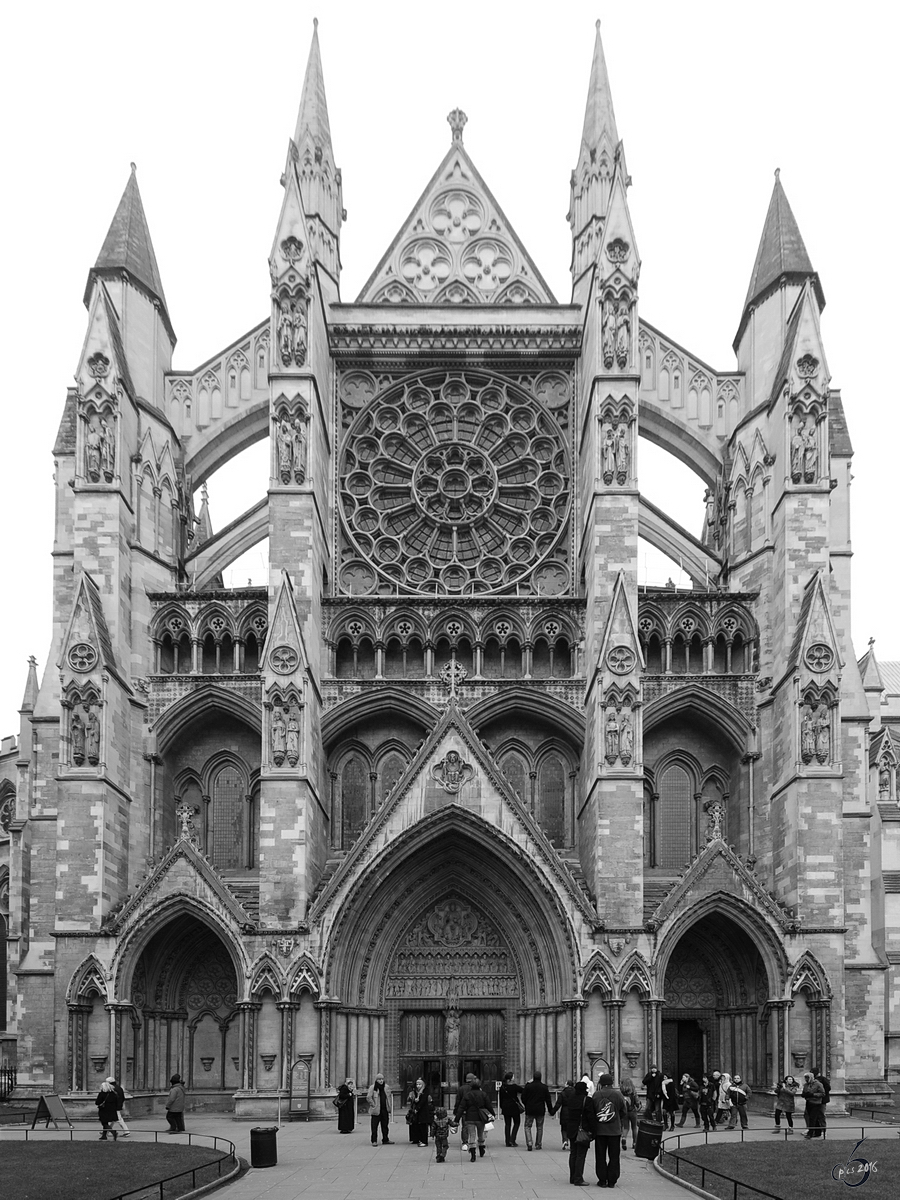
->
[338, 370, 571, 597]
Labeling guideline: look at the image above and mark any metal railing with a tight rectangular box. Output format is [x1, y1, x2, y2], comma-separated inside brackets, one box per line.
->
[0, 1066, 17, 1100]
[3, 1130, 238, 1200]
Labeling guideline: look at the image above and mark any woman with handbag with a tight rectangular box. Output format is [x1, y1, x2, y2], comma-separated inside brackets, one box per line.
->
[499, 1071, 524, 1147]
[336, 1077, 356, 1134]
[453, 1075, 495, 1162]
[563, 1079, 599, 1185]
[619, 1077, 640, 1149]
[406, 1077, 433, 1146]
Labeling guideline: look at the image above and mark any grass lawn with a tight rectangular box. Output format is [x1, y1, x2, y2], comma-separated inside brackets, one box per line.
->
[1, 1141, 231, 1200]
[665, 1137, 899, 1199]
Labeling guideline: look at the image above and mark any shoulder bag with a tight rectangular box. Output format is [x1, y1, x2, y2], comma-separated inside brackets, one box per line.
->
[575, 1102, 593, 1145]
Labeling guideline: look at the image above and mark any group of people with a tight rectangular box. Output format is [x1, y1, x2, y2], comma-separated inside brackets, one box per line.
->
[97, 1072, 186, 1140]
[642, 1066, 752, 1131]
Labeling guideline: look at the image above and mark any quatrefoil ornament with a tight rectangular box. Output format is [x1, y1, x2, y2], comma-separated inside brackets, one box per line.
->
[607, 645, 636, 675]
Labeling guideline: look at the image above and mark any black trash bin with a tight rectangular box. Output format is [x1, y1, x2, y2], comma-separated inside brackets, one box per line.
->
[250, 1125, 278, 1168]
[634, 1118, 664, 1161]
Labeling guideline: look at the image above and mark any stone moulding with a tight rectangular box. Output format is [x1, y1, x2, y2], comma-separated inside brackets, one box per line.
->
[329, 324, 583, 360]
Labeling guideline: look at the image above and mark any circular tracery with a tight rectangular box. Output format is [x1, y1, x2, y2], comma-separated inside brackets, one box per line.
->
[339, 371, 571, 596]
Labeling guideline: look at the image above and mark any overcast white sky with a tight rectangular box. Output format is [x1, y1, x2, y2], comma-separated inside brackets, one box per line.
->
[1, 0, 897, 729]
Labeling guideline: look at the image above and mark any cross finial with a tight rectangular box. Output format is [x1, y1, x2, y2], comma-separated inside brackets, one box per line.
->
[447, 108, 468, 144]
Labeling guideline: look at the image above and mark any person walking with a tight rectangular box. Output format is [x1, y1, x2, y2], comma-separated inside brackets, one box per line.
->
[165, 1073, 186, 1133]
[498, 1071, 524, 1146]
[563, 1080, 599, 1186]
[773, 1075, 800, 1132]
[619, 1077, 640, 1149]
[106, 1077, 130, 1136]
[554, 1079, 577, 1150]
[801, 1072, 827, 1138]
[642, 1065, 664, 1122]
[366, 1073, 393, 1144]
[714, 1072, 733, 1126]
[699, 1075, 716, 1131]
[592, 1073, 629, 1189]
[521, 1069, 554, 1150]
[96, 1078, 119, 1140]
[676, 1073, 701, 1127]
[454, 1075, 494, 1161]
[660, 1071, 680, 1130]
[431, 1105, 451, 1163]
[337, 1077, 356, 1134]
[727, 1075, 751, 1129]
[406, 1077, 432, 1146]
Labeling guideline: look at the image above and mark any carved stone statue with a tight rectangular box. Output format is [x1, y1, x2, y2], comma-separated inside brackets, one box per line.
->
[72, 712, 86, 766]
[814, 703, 830, 764]
[85, 423, 102, 481]
[803, 423, 819, 483]
[605, 708, 619, 764]
[879, 764, 892, 798]
[602, 423, 616, 484]
[292, 301, 307, 367]
[615, 422, 630, 483]
[800, 703, 815, 764]
[704, 487, 716, 531]
[602, 298, 616, 369]
[292, 415, 307, 484]
[615, 300, 630, 369]
[431, 749, 473, 794]
[277, 300, 293, 366]
[271, 707, 287, 766]
[276, 416, 294, 485]
[445, 1008, 460, 1056]
[619, 710, 634, 765]
[790, 422, 805, 483]
[99, 417, 115, 480]
[286, 708, 300, 766]
[85, 707, 100, 765]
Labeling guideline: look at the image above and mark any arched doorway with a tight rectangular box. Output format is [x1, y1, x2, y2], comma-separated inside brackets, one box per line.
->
[324, 810, 578, 1096]
[125, 914, 241, 1095]
[660, 910, 775, 1085]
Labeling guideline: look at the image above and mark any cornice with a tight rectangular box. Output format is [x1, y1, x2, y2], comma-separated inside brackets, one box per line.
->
[328, 324, 583, 360]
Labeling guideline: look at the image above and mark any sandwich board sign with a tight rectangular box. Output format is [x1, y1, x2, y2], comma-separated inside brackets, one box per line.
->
[32, 1095, 73, 1129]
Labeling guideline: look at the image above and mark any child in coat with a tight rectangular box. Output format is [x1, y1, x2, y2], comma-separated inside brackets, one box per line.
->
[431, 1105, 451, 1163]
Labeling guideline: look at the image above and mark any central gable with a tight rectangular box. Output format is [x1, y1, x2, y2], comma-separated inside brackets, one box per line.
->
[357, 129, 555, 306]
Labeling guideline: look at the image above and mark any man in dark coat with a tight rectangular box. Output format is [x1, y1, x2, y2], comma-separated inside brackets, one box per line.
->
[593, 1074, 629, 1189]
[642, 1065, 664, 1122]
[521, 1070, 554, 1150]
[564, 1080, 599, 1185]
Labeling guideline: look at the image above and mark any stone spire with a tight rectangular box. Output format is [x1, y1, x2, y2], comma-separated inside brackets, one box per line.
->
[20, 656, 39, 713]
[569, 21, 626, 292]
[86, 164, 169, 318]
[735, 171, 824, 348]
[292, 18, 344, 285]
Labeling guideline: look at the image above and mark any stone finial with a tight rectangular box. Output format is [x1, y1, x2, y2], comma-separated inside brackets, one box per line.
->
[447, 108, 468, 144]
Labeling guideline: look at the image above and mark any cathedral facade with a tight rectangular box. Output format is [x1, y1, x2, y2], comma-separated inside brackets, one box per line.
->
[2, 23, 898, 1116]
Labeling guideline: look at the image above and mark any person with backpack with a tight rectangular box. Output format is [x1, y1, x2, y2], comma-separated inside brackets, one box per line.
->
[592, 1073, 628, 1189]
[676, 1073, 701, 1127]
[453, 1075, 494, 1162]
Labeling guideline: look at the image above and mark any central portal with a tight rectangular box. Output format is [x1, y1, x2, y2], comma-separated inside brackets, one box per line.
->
[399, 1008, 505, 1099]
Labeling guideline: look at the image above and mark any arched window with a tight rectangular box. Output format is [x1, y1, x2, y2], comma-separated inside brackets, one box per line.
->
[335, 638, 354, 677]
[357, 638, 376, 679]
[713, 634, 728, 674]
[379, 752, 406, 804]
[532, 638, 551, 678]
[455, 638, 474, 675]
[202, 633, 217, 674]
[672, 634, 687, 674]
[553, 638, 572, 677]
[483, 637, 502, 678]
[657, 764, 693, 868]
[159, 634, 175, 674]
[504, 637, 522, 679]
[688, 633, 703, 673]
[209, 764, 245, 872]
[538, 755, 567, 847]
[219, 632, 234, 673]
[645, 634, 663, 673]
[406, 638, 425, 676]
[243, 632, 260, 673]
[500, 753, 529, 805]
[384, 638, 404, 677]
[341, 757, 369, 845]
[732, 633, 747, 673]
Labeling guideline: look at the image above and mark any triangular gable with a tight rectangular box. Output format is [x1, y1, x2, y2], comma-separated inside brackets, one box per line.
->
[357, 141, 555, 306]
[767, 281, 830, 410]
[263, 570, 310, 678]
[870, 725, 900, 769]
[787, 571, 842, 676]
[595, 571, 643, 683]
[60, 571, 118, 678]
[858, 642, 885, 693]
[104, 835, 255, 935]
[646, 839, 796, 933]
[269, 157, 311, 296]
[309, 700, 596, 926]
[78, 283, 137, 403]
[596, 164, 640, 287]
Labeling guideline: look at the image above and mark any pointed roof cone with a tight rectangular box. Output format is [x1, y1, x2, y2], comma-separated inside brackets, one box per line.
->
[86, 164, 170, 316]
[294, 18, 333, 158]
[197, 483, 214, 544]
[579, 20, 619, 160]
[20, 656, 39, 712]
[859, 638, 885, 693]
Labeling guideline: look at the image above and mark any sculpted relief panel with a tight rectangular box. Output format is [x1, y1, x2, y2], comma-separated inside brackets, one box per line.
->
[337, 370, 571, 597]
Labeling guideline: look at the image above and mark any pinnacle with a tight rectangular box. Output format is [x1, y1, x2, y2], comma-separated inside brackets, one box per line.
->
[89, 167, 168, 312]
[448, 108, 467, 144]
[579, 19, 619, 159]
[294, 19, 333, 158]
[743, 172, 816, 311]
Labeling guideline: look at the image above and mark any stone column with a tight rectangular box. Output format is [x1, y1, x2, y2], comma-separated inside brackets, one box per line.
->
[641, 999, 664, 1067]
[315, 998, 341, 1089]
[236, 1001, 261, 1091]
[564, 999, 587, 1081]
[106, 1002, 135, 1085]
[603, 999, 625, 1083]
[808, 999, 831, 1075]
[278, 1001, 301, 1092]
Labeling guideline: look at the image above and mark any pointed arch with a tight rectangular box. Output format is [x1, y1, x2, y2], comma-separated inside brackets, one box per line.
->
[790, 951, 833, 1000]
[152, 683, 262, 753]
[582, 953, 614, 997]
[643, 685, 752, 755]
[66, 954, 109, 1005]
[617, 952, 653, 999]
[288, 955, 322, 998]
[322, 688, 438, 750]
[467, 687, 585, 748]
[249, 953, 285, 999]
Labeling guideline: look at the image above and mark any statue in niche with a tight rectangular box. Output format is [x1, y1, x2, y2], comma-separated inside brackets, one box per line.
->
[445, 1008, 460, 1056]
[619, 710, 634, 765]
[814, 703, 830, 764]
[605, 707, 620, 764]
[277, 300, 293, 367]
[803, 423, 819, 483]
[790, 421, 805, 483]
[99, 417, 115, 480]
[292, 300, 307, 367]
[602, 298, 616, 369]
[431, 750, 474, 794]
[879, 763, 891, 798]
[271, 707, 287, 766]
[615, 422, 630, 483]
[85, 707, 100, 765]
[602, 423, 616, 484]
[800, 704, 815, 764]
[292, 415, 307, 484]
[286, 708, 300, 766]
[85, 422, 102, 481]
[615, 300, 630, 368]
[72, 712, 86, 766]
[276, 416, 294, 484]
[704, 487, 716, 533]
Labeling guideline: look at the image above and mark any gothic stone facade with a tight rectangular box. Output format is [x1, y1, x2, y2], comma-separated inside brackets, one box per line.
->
[3, 24, 899, 1116]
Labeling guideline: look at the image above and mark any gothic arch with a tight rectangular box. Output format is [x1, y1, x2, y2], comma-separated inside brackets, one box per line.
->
[152, 683, 262, 753]
[789, 951, 833, 1000]
[617, 952, 653, 999]
[643, 685, 752, 755]
[249, 953, 285, 1000]
[322, 688, 438, 750]
[467, 688, 585, 747]
[582, 953, 614, 998]
[66, 954, 109, 1005]
[288, 955, 322, 998]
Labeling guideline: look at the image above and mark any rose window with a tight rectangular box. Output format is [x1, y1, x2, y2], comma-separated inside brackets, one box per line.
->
[338, 370, 571, 596]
